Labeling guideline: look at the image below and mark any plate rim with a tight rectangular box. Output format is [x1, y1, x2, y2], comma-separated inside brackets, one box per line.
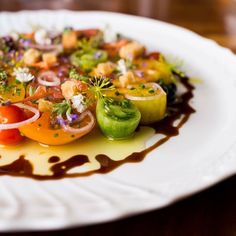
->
[0, 9, 236, 232]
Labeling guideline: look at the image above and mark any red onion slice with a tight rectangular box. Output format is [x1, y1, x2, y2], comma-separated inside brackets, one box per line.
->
[30, 44, 63, 53]
[125, 83, 165, 101]
[0, 103, 40, 130]
[62, 110, 95, 134]
[37, 71, 61, 87]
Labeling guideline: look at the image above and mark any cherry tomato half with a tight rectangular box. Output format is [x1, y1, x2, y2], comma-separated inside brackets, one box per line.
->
[0, 105, 25, 145]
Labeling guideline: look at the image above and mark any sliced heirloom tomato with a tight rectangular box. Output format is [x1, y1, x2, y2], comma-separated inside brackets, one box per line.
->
[76, 29, 100, 38]
[133, 57, 175, 84]
[96, 98, 141, 140]
[0, 78, 25, 102]
[70, 49, 108, 72]
[19, 111, 95, 146]
[0, 105, 25, 145]
[124, 83, 167, 125]
[0, 103, 40, 145]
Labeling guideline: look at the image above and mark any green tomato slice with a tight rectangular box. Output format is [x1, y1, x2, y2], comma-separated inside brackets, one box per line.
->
[96, 98, 141, 140]
[125, 83, 167, 124]
[70, 49, 108, 71]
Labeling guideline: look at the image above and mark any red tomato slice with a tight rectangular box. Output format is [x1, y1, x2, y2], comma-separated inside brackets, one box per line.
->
[0, 105, 25, 145]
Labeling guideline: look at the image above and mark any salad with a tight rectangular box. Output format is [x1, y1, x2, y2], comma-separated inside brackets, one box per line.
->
[0, 27, 184, 146]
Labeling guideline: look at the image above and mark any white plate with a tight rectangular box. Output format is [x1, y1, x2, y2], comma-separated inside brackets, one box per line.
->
[0, 10, 236, 232]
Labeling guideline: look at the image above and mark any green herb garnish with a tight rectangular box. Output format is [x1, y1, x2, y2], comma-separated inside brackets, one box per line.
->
[52, 100, 72, 117]
[0, 68, 10, 93]
[69, 68, 89, 82]
[89, 76, 114, 99]
[0, 68, 7, 81]
[148, 89, 155, 94]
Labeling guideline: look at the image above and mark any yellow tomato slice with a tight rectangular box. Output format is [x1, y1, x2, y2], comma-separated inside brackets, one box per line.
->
[133, 58, 174, 84]
[0, 78, 25, 102]
[19, 111, 95, 146]
[124, 83, 167, 124]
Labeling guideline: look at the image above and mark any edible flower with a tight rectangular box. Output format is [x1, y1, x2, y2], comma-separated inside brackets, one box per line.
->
[103, 25, 117, 43]
[66, 113, 79, 122]
[94, 51, 103, 59]
[117, 59, 128, 75]
[9, 32, 19, 41]
[89, 76, 114, 99]
[13, 67, 34, 83]
[56, 115, 67, 126]
[34, 29, 51, 45]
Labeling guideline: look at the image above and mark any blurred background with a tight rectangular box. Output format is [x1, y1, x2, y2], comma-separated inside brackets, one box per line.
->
[0, 0, 236, 52]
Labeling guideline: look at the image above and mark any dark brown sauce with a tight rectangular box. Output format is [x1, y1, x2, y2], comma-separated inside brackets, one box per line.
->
[0, 76, 195, 180]
[48, 156, 60, 163]
[0, 155, 33, 177]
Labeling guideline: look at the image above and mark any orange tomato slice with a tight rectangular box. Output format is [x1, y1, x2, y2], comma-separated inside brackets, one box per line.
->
[19, 111, 95, 146]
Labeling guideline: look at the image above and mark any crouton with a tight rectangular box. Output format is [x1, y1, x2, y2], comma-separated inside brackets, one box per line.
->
[61, 80, 78, 100]
[62, 31, 77, 50]
[119, 42, 145, 60]
[38, 99, 53, 112]
[24, 48, 41, 66]
[42, 52, 57, 66]
[119, 71, 136, 88]
[93, 62, 116, 76]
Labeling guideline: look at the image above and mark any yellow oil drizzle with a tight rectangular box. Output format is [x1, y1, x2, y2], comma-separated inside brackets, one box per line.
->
[0, 127, 154, 177]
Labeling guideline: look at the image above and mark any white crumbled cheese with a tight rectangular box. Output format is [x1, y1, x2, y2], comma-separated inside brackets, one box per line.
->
[103, 24, 117, 43]
[34, 29, 51, 45]
[13, 67, 34, 83]
[117, 59, 128, 75]
[71, 94, 87, 113]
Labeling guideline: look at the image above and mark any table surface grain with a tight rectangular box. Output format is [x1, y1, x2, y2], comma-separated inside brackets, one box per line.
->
[1, 0, 236, 235]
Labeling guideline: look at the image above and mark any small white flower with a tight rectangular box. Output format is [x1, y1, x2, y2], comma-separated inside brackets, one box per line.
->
[34, 29, 51, 45]
[13, 67, 34, 83]
[117, 59, 128, 75]
[10, 32, 19, 41]
[71, 94, 87, 113]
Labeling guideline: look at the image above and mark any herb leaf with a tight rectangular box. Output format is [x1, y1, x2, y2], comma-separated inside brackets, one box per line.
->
[69, 68, 89, 82]
[52, 100, 72, 117]
[0, 68, 7, 81]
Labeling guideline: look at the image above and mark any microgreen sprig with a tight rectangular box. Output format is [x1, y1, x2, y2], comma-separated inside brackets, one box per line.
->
[89, 76, 115, 99]
[69, 68, 89, 82]
[0, 68, 7, 81]
[0, 68, 9, 93]
[52, 100, 72, 117]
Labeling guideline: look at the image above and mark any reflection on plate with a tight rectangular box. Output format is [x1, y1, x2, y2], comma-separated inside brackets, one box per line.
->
[0, 10, 236, 232]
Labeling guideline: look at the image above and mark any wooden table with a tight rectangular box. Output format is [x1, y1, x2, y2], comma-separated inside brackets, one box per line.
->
[1, 0, 236, 235]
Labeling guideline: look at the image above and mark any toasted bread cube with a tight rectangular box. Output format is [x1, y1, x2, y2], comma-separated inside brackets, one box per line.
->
[119, 42, 145, 60]
[62, 31, 77, 50]
[94, 62, 116, 76]
[38, 99, 53, 112]
[24, 48, 41, 66]
[119, 71, 136, 88]
[42, 52, 57, 66]
[61, 80, 78, 100]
